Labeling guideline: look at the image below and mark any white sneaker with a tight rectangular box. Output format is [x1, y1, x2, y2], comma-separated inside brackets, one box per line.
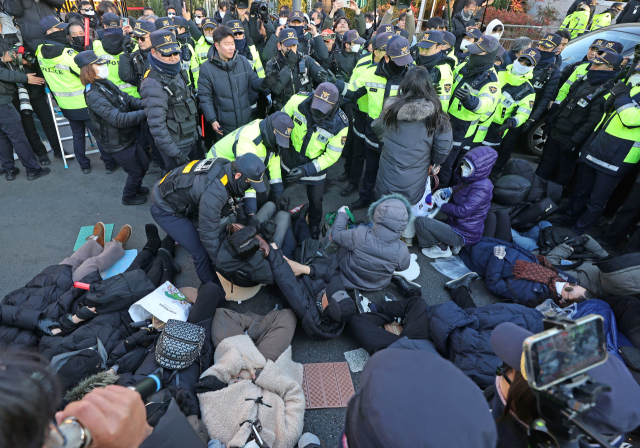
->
[422, 245, 453, 259]
[451, 246, 462, 255]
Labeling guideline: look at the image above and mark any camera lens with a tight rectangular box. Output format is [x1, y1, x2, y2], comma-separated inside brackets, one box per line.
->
[17, 85, 32, 115]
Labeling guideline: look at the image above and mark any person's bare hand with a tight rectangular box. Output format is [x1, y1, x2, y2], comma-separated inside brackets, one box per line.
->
[26, 73, 45, 85]
[270, 242, 278, 249]
[2, 51, 13, 62]
[260, 22, 267, 37]
[349, 0, 360, 14]
[307, 22, 317, 36]
[182, 7, 191, 20]
[212, 121, 223, 135]
[241, 355, 261, 379]
[276, 25, 285, 35]
[55, 385, 153, 448]
[283, 256, 311, 276]
[122, 24, 133, 34]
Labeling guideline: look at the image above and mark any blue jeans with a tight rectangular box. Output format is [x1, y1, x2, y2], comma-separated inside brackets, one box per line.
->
[511, 221, 552, 251]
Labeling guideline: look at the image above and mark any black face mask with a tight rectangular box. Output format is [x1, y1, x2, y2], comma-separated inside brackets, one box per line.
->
[227, 174, 249, 197]
[586, 69, 616, 85]
[385, 58, 406, 76]
[418, 51, 441, 69]
[467, 51, 497, 75]
[70, 36, 85, 52]
[311, 107, 328, 123]
[46, 30, 69, 46]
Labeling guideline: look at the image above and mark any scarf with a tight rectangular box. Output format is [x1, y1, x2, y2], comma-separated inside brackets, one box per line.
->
[290, 25, 305, 41]
[147, 52, 181, 76]
[512, 255, 564, 298]
[538, 49, 556, 65]
[234, 37, 247, 55]
[177, 31, 191, 43]
[418, 51, 442, 70]
[586, 69, 616, 85]
[44, 30, 70, 46]
[467, 50, 498, 76]
[104, 27, 122, 36]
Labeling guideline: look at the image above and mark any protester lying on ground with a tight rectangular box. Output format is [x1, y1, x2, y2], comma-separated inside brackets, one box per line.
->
[490, 322, 640, 448]
[329, 195, 411, 291]
[195, 307, 304, 448]
[418, 145, 498, 259]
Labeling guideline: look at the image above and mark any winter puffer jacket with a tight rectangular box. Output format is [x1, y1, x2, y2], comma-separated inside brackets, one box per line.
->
[373, 97, 453, 204]
[198, 48, 265, 135]
[460, 237, 578, 306]
[198, 335, 305, 448]
[330, 194, 411, 291]
[426, 301, 544, 388]
[0, 265, 99, 352]
[4, 0, 65, 52]
[441, 146, 497, 246]
[267, 248, 345, 340]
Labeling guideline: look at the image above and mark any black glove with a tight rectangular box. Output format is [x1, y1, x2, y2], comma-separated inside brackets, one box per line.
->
[260, 220, 278, 244]
[454, 87, 470, 102]
[274, 195, 290, 211]
[318, 70, 336, 83]
[434, 83, 442, 96]
[520, 119, 534, 134]
[286, 49, 298, 69]
[250, 1, 259, 15]
[604, 95, 616, 111]
[245, 214, 260, 229]
[565, 235, 589, 248]
[263, 69, 280, 89]
[497, 118, 516, 136]
[57, 313, 80, 336]
[285, 167, 305, 183]
[195, 375, 227, 394]
[122, 35, 135, 54]
[36, 319, 60, 337]
[611, 81, 632, 99]
[124, 328, 158, 351]
[175, 151, 190, 166]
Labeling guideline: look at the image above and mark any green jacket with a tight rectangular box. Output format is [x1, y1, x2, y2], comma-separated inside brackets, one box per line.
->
[555, 61, 590, 104]
[560, 10, 590, 38]
[590, 10, 615, 30]
[37, 44, 85, 110]
[93, 39, 140, 98]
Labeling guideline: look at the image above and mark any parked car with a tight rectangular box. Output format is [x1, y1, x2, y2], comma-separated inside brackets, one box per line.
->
[519, 23, 640, 156]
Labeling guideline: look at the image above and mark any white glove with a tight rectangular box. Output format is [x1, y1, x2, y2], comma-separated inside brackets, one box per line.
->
[433, 193, 445, 208]
[493, 246, 506, 260]
[338, 205, 349, 214]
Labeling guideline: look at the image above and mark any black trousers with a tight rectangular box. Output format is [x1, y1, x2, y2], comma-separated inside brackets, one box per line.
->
[358, 147, 381, 203]
[0, 102, 41, 173]
[188, 283, 228, 324]
[449, 285, 477, 309]
[564, 163, 623, 233]
[483, 209, 513, 242]
[348, 133, 366, 187]
[346, 292, 431, 355]
[535, 136, 579, 187]
[283, 176, 325, 229]
[12, 94, 63, 158]
[439, 143, 468, 189]
[493, 126, 521, 174]
[138, 120, 165, 171]
[602, 178, 640, 246]
[67, 117, 115, 169]
[108, 143, 150, 200]
[341, 116, 355, 176]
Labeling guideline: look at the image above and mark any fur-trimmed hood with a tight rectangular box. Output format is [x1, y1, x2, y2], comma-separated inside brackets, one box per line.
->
[368, 193, 412, 238]
[383, 98, 436, 122]
[65, 371, 120, 402]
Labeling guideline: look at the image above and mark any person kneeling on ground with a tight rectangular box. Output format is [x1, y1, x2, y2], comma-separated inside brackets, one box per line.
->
[329, 194, 411, 292]
[417, 145, 497, 259]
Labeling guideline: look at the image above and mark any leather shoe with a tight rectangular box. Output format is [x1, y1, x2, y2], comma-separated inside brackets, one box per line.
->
[349, 197, 370, 210]
[105, 163, 121, 174]
[444, 272, 479, 291]
[122, 194, 148, 205]
[53, 152, 63, 159]
[27, 167, 51, 181]
[341, 183, 358, 197]
[338, 171, 350, 182]
[113, 224, 132, 246]
[310, 225, 320, 239]
[82, 166, 92, 174]
[5, 168, 19, 181]
[38, 155, 51, 165]
[391, 274, 422, 297]
[138, 186, 150, 195]
[88, 222, 105, 247]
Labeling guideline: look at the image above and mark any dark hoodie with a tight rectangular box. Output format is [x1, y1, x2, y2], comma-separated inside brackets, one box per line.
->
[95, 31, 125, 56]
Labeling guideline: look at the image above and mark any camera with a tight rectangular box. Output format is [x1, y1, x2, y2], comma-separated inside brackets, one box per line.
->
[258, 1, 269, 22]
[16, 84, 33, 115]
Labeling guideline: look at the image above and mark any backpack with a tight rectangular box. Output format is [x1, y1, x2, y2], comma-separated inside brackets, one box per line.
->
[537, 226, 579, 252]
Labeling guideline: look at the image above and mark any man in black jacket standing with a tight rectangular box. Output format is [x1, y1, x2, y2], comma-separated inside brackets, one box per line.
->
[451, 0, 477, 55]
[140, 30, 198, 173]
[617, 0, 640, 23]
[4, 0, 65, 53]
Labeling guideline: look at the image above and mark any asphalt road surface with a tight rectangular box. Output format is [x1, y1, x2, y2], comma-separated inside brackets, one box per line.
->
[0, 151, 509, 446]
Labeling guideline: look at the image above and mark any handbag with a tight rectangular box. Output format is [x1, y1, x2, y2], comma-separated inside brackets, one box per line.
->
[155, 319, 205, 371]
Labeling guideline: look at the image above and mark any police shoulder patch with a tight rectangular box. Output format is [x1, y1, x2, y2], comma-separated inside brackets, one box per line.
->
[67, 49, 76, 56]
[529, 100, 534, 109]
[341, 135, 347, 146]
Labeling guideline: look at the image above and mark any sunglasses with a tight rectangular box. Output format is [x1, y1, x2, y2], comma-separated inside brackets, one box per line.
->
[563, 283, 576, 293]
[81, 8, 94, 11]
[234, 32, 244, 36]
[136, 36, 147, 42]
[517, 57, 533, 66]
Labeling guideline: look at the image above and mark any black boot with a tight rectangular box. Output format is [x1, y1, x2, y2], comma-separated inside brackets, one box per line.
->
[160, 235, 176, 256]
[391, 274, 422, 297]
[144, 224, 161, 254]
[338, 171, 350, 182]
[341, 183, 358, 197]
[350, 197, 370, 210]
[27, 167, 51, 181]
[444, 272, 479, 291]
[122, 194, 147, 205]
[158, 248, 182, 277]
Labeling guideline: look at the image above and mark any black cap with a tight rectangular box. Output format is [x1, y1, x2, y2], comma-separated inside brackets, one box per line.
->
[591, 38, 608, 49]
[235, 153, 266, 192]
[592, 50, 623, 69]
[39, 15, 69, 34]
[289, 10, 305, 23]
[443, 30, 455, 47]
[227, 20, 244, 34]
[155, 17, 176, 31]
[386, 35, 413, 66]
[269, 111, 294, 148]
[539, 33, 562, 50]
[343, 29, 365, 45]
[74, 50, 108, 68]
[236, 0, 249, 8]
[601, 40, 623, 54]
[376, 24, 394, 35]
[467, 34, 500, 55]
[133, 20, 156, 36]
[322, 276, 356, 323]
[312, 82, 339, 114]
[278, 28, 299, 46]
[464, 28, 483, 41]
[418, 30, 444, 49]
[372, 32, 393, 50]
[393, 28, 409, 40]
[150, 30, 181, 55]
[173, 16, 188, 28]
[102, 12, 120, 28]
[202, 18, 217, 30]
[518, 47, 541, 66]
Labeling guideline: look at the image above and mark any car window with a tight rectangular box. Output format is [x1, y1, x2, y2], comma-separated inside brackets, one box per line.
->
[558, 30, 640, 68]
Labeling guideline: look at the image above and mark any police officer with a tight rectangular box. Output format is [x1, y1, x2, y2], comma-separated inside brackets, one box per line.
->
[560, 65, 640, 233]
[439, 34, 501, 188]
[77, 50, 148, 205]
[325, 29, 364, 82]
[192, 18, 217, 87]
[263, 28, 335, 111]
[150, 153, 266, 285]
[560, 2, 590, 39]
[140, 30, 198, 173]
[282, 82, 349, 238]
[414, 30, 455, 110]
[207, 111, 294, 216]
[536, 51, 623, 186]
[263, 11, 327, 62]
[590, 3, 624, 30]
[37, 15, 117, 174]
[474, 48, 538, 155]
[443, 31, 458, 66]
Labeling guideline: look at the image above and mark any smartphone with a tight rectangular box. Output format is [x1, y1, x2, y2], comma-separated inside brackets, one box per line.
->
[335, 0, 346, 9]
[523, 314, 608, 390]
[123, 17, 129, 26]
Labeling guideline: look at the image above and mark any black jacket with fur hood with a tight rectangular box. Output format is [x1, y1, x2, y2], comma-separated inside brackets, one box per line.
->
[374, 97, 453, 205]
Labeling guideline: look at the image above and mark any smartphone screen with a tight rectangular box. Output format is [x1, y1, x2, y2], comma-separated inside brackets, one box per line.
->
[123, 17, 128, 26]
[524, 315, 608, 390]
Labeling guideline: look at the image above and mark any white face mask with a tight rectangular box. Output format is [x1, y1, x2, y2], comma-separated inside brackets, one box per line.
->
[205, 36, 213, 43]
[279, 17, 287, 26]
[492, 32, 501, 39]
[365, 22, 373, 29]
[460, 39, 472, 51]
[350, 43, 361, 53]
[461, 162, 473, 177]
[83, 10, 95, 15]
[195, 17, 203, 24]
[511, 60, 534, 76]
[97, 64, 109, 79]
[629, 73, 640, 87]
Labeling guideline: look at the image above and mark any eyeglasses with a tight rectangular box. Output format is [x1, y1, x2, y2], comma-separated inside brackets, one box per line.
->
[563, 283, 576, 293]
[517, 57, 533, 66]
